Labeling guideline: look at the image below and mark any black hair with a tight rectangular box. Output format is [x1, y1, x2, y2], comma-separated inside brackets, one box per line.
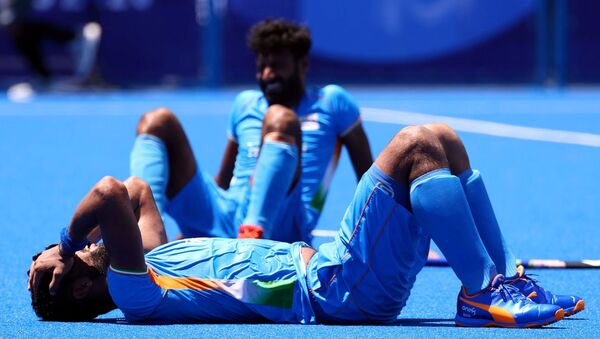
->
[29, 244, 114, 321]
[248, 18, 311, 58]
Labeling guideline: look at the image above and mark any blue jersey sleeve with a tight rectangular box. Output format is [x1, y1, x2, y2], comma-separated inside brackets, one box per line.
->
[227, 90, 262, 142]
[322, 85, 361, 137]
[107, 267, 164, 322]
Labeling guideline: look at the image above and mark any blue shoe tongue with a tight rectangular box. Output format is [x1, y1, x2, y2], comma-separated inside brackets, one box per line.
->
[491, 274, 506, 288]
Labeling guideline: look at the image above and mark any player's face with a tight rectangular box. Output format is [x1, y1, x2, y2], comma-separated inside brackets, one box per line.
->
[256, 50, 307, 107]
[75, 243, 110, 278]
[72, 244, 110, 299]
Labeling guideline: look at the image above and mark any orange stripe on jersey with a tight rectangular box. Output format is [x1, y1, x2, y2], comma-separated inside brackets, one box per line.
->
[149, 269, 221, 291]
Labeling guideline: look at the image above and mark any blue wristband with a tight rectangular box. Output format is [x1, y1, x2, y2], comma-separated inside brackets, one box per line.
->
[60, 227, 88, 255]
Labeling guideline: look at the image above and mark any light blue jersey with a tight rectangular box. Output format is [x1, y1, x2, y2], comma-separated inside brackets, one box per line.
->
[108, 238, 315, 323]
[108, 166, 430, 324]
[227, 85, 361, 215]
[159, 85, 360, 241]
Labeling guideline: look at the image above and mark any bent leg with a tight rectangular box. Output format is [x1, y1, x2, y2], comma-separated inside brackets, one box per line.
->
[240, 105, 302, 239]
[131, 110, 236, 237]
[425, 123, 517, 277]
[377, 126, 496, 294]
[457, 169, 518, 277]
[308, 164, 429, 323]
[131, 108, 230, 237]
[131, 108, 197, 211]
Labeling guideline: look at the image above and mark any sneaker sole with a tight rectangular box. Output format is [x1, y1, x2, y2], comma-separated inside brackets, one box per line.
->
[455, 308, 564, 328]
[564, 299, 585, 317]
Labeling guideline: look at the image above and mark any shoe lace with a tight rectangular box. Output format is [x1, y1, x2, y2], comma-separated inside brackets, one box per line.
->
[522, 273, 543, 290]
[497, 283, 527, 303]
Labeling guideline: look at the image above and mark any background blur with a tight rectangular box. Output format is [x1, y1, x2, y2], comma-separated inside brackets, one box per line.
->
[2, 1, 600, 336]
[1, 0, 599, 89]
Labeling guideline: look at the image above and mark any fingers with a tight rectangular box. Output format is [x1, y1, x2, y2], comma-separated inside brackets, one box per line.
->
[27, 245, 68, 295]
[48, 268, 64, 296]
[30, 262, 45, 294]
[27, 261, 35, 291]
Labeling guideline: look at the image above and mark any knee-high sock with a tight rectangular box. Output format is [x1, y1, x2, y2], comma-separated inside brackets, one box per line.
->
[242, 141, 298, 236]
[130, 134, 169, 214]
[458, 169, 518, 278]
[410, 169, 497, 294]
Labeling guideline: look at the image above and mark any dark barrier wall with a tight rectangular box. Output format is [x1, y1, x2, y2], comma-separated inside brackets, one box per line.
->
[566, 1, 600, 83]
[0, 0, 201, 86]
[223, 0, 539, 84]
[97, 1, 201, 85]
[0, 0, 597, 85]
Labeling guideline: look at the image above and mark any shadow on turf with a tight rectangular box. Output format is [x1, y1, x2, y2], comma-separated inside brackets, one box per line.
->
[391, 318, 454, 327]
[391, 318, 565, 329]
[89, 317, 566, 329]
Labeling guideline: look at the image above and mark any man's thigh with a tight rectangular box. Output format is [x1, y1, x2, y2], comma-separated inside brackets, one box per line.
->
[165, 170, 238, 238]
[307, 169, 430, 323]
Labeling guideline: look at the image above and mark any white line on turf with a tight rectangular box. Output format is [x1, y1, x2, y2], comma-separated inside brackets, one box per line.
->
[361, 107, 600, 148]
[311, 107, 600, 238]
[311, 229, 338, 237]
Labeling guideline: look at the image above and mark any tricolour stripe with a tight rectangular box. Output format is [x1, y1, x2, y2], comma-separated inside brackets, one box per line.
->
[148, 269, 220, 291]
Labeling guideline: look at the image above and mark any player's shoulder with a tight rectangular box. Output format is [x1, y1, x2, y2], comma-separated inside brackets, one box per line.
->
[319, 84, 353, 100]
[233, 89, 263, 106]
[230, 90, 264, 120]
[315, 84, 358, 114]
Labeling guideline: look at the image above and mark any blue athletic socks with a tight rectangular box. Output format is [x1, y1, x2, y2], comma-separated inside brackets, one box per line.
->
[458, 169, 518, 278]
[410, 169, 497, 294]
[130, 134, 169, 213]
[242, 140, 299, 237]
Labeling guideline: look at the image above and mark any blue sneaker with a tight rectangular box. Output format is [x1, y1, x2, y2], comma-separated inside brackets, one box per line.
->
[507, 265, 585, 316]
[455, 274, 564, 327]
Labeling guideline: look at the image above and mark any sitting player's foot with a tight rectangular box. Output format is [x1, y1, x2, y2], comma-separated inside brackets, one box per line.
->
[237, 224, 264, 239]
[506, 265, 585, 316]
[455, 274, 564, 328]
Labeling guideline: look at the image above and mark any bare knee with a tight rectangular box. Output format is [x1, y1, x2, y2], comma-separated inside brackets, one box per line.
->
[393, 125, 447, 160]
[424, 123, 461, 147]
[136, 107, 179, 139]
[376, 126, 448, 185]
[93, 176, 129, 204]
[123, 176, 150, 196]
[262, 105, 301, 144]
[423, 123, 470, 173]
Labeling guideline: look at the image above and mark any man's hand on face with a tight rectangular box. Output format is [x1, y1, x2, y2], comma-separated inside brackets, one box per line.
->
[28, 245, 74, 296]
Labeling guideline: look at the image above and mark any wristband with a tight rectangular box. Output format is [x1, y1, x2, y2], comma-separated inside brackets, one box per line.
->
[59, 227, 88, 256]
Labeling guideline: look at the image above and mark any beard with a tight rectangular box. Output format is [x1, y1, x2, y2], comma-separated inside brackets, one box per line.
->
[259, 69, 304, 107]
[88, 244, 110, 277]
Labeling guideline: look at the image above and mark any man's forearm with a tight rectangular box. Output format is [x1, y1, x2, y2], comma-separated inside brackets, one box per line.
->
[342, 124, 373, 180]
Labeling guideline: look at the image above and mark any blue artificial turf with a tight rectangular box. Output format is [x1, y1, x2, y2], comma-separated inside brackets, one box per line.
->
[1, 87, 598, 337]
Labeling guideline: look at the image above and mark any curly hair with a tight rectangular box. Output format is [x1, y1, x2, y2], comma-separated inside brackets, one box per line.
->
[29, 244, 113, 321]
[248, 18, 311, 58]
